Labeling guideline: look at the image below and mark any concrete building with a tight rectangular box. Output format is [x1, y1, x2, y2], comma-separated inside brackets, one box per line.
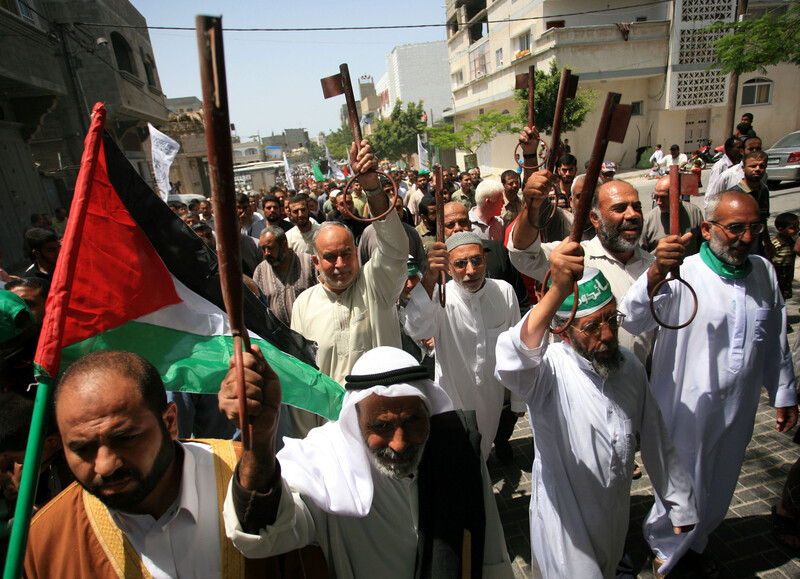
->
[262, 128, 311, 152]
[167, 96, 203, 115]
[0, 0, 167, 269]
[376, 41, 451, 125]
[444, 0, 800, 177]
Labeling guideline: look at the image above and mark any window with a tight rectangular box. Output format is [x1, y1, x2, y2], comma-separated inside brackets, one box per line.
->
[495, 48, 503, 68]
[16, 0, 35, 24]
[470, 44, 487, 80]
[452, 70, 464, 87]
[514, 33, 530, 58]
[741, 77, 773, 105]
[245, 148, 258, 156]
[141, 49, 158, 87]
[631, 100, 644, 116]
[110, 32, 137, 76]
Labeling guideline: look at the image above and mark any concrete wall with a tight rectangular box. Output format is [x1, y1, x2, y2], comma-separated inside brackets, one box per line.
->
[738, 64, 800, 149]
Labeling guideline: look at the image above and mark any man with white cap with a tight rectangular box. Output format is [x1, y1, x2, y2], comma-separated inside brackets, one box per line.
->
[495, 240, 697, 578]
[219, 345, 513, 578]
[404, 231, 523, 460]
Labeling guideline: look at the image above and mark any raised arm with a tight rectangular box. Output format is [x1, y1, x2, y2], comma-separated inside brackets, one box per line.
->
[519, 238, 583, 348]
[350, 140, 389, 216]
[511, 127, 554, 251]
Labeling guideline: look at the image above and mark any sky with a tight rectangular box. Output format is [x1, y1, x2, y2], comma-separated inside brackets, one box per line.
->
[131, 1, 448, 141]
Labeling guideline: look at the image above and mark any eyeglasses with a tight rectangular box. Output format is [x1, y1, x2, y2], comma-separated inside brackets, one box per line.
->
[445, 218, 472, 230]
[708, 221, 764, 236]
[571, 312, 625, 337]
[451, 255, 485, 269]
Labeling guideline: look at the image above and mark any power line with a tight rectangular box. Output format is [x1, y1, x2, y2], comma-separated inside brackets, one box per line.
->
[72, 0, 673, 33]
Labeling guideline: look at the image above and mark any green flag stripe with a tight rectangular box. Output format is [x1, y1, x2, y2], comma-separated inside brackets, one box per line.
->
[60, 321, 344, 420]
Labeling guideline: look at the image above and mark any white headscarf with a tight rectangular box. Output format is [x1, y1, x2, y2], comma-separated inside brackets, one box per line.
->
[278, 347, 453, 517]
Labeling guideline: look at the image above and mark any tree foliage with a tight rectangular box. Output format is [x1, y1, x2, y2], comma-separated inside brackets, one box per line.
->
[367, 100, 426, 161]
[325, 124, 353, 160]
[426, 110, 517, 154]
[512, 60, 597, 135]
[708, 1, 800, 75]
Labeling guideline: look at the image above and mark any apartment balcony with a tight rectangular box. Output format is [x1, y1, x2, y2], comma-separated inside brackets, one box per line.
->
[526, 20, 671, 81]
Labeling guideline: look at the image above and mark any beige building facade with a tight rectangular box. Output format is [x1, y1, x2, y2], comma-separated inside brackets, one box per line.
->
[445, 0, 800, 177]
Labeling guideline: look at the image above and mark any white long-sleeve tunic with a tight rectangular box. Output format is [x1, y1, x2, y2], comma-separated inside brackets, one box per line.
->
[619, 253, 797, 574]
[495, 316, 697, 578]
[403, 278, 522, 459]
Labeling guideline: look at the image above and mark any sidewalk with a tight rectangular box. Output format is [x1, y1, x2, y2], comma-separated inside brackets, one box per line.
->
[488, 287, 800, 578]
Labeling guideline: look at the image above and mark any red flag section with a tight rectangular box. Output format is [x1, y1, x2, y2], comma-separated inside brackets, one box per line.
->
[35, 103, 180, 377]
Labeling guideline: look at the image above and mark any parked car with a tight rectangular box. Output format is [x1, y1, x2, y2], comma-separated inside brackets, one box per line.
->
[167, 193, 206, 206]
[765, 131, 800, 185]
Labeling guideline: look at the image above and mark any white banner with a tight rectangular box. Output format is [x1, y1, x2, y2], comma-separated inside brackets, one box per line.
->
[417, 134, 429, 172]
[148, 123, 180, 202]
[325, 145, 345, 179]
[283, 153, 295, 190]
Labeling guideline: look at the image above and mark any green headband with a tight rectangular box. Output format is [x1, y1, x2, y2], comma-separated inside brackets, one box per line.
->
[554, 267, 614, 318]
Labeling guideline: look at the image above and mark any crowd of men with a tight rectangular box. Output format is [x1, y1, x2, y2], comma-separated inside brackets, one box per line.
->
[1, 116, 799, 579]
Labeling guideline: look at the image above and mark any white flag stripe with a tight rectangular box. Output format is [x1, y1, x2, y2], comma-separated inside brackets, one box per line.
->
[417, 134, 429, 172]
[283, 153, 296, 190]
[148, 123, 180, 202]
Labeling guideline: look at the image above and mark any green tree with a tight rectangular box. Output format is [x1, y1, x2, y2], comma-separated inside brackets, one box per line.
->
[367, 100, 426, 161]
[426, 110, 517, 155]
[708, 2, 800, 75]
[512, 60, 597, 135]
[325, 124, 353, 160]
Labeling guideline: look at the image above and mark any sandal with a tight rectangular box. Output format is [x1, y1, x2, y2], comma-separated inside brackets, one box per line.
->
[772, 505, 800, 549]
[632, 462, 642, 480]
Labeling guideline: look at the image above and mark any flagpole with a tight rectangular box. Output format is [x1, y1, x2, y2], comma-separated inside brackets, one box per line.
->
[196, 15, 253, 449]
[3, 103, 107, 579]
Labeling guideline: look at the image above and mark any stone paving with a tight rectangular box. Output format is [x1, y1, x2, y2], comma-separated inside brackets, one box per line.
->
[486, 214, 800, 577]
[487, 393, 800, 578]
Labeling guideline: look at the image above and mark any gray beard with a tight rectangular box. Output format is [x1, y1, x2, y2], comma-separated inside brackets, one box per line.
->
[369, 441, 426, 480]
[596, 217, 642, 253]
[571, 339, 624, 379]
[708, 230, 750, 266]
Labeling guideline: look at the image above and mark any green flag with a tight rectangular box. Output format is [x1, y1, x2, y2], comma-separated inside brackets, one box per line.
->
[312, 159, 325, 182]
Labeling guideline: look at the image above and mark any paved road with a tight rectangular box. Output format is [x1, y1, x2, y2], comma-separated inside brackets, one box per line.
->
[488, 169, 800, 578]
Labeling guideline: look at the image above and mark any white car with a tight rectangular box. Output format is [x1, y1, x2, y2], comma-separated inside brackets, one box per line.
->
[765, 131, 800, 185]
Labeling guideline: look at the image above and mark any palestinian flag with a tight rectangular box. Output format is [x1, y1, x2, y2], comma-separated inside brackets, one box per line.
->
[35, 103, 342, 420]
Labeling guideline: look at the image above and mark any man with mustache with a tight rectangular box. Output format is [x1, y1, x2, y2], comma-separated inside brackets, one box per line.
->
[289, 141, 408, 435]
[495, 250, 697, 578]
[220, 346, 513, 578]
[640, 175, 704, 255]
[403, 232, 522, 460]
[731, 151, 772, 258]
[508, 169, 656, 365]
[620, 191, 798, 577]
[23, 350, 322, 577]
[254, 226, 317, 326]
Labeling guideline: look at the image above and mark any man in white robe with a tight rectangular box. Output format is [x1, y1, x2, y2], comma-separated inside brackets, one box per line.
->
[619, 190, 798, 576]
[495, 246, 697, 579]
[404, 231, 523, 460]
[219, 346, 514, 578]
